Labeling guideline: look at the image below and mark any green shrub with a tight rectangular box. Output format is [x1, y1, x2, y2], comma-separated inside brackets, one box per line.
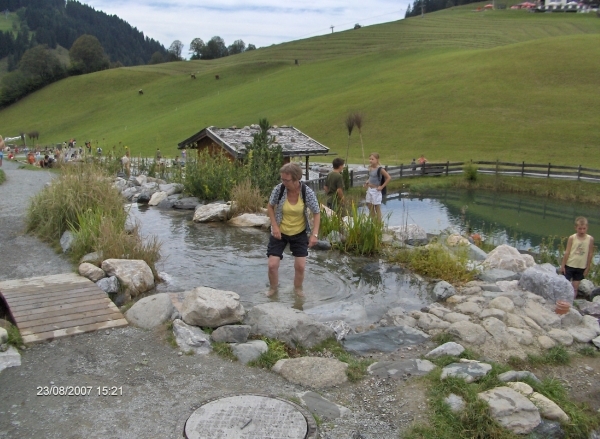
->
[211, 342, 237, 361]
[0, 169, 5, 184]
[248, 338, 289, 369]
[244, 118, 283, 197]
[178, 150, 246, 201]
[231, 179, 266, 215]
[388, 242, 476, 284]
[463, 163, 478, 182]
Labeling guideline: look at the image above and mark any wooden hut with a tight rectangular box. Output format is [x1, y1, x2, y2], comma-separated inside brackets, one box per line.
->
[177, 124, 331, 179]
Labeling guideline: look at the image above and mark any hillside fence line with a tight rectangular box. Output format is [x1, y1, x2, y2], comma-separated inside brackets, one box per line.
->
[303, 160, 600, 193]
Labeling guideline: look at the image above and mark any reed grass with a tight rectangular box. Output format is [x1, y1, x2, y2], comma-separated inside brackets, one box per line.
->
[0, 169, 5, 184]
[230, 179, 266, 215]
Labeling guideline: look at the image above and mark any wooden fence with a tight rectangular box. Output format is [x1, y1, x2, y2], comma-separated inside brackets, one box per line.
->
[303, 160, 600, 192]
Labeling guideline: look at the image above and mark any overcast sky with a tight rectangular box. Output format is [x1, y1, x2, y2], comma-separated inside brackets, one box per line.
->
[80, 0, 409, 57]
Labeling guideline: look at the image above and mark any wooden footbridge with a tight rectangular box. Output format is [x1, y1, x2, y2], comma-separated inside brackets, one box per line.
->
[0, 273, 128, 344]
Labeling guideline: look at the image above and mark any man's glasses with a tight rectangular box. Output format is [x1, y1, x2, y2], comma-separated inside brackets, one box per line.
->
[280, 178, 293, 183]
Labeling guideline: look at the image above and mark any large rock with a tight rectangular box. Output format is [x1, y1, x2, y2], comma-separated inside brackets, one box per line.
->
[0, 327, 7, 344]
[479, 269, 520, 283]
[96, 275, 119, 294]
[101, 259, 155, 300]
[507, 327, 534, 345]
[297, 391, 351, 420]
[433, 281, 456, 301]
[547, 329, 573, 346]
[368, 359, 436, 379]
[193, 203, 232, 222]
[78, 263, 106, 282]
[582, 315, 600, 335]
[228, 213, 270, 229]
[566, 326, 597, 343]
[484, 245, 535, 273]
[272, 357, 348, 388]
[441, 361, 492, 383]
[181, 287, 245, 328]
[417, 313, 451, 330]
[577, 279, 595, 298]
[172, 319, 211, 354]
[425, 342, 465, 358]
[447, 321, 488, 345]
[246, 303, 335, 348]
[387, 224, 427, 243]
[518, 265, 574, 304]
[529, 392, 569, 423]
[0, 346, 21, 373]
[482, 317, 509, 343]
[211, 325, 251, 343]
[378, 307, 417, 328]
[158, 183, 183, 196]
[304, 302, 368, 328]
[230, 340, 268, 364]
[148, 191, 168, 206]
[60, 230, 75, 253]
[489, 296, 515, 313]
[173, 197, 201, 210]
[523, 300, 561, 330]
[498, 370, 541, 383]
[125, 293, 175, 329]
[478, 387, 541, 434]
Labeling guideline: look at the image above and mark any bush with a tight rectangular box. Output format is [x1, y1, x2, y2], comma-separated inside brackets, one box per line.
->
[178, 150, 246, 201]
[463, 163, 478, 182]
[244, 118, 283, 197]
[230, 179, 266, 215]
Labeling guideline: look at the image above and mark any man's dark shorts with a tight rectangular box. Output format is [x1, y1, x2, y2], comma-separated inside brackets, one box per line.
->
[267, 231, 308, 259]
[564, 265, 585, 282]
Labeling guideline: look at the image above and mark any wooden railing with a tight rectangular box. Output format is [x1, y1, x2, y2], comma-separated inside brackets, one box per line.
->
[305, 161, 600, 190]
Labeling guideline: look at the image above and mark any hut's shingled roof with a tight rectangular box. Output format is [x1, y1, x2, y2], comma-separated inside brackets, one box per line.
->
[177, 125, 330, 158]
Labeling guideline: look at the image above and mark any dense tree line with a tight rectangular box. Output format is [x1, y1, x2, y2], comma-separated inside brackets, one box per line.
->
[0, 0, 167, 68]
[186, 36, 256, 61]
[405, 0, 481, 17]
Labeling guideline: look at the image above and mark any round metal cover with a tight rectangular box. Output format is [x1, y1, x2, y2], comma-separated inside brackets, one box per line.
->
[184, 394, 317, 439]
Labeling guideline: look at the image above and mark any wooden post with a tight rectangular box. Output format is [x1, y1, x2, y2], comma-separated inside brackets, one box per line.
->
[350, 169, 354, 188]
[547, 162, 551, 178]
[305, 156, 309, 181]
[577, 165, 581, 181]
[446, 161, 449, 176]
[521, 161, 525, 177]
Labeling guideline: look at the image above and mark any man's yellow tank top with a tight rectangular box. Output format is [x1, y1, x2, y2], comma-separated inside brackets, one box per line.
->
[566, 234, 591, 269]
[280, 198, 305, 235]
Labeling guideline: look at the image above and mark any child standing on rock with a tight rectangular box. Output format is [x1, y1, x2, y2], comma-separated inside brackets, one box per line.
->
[561, 216, 594, 298]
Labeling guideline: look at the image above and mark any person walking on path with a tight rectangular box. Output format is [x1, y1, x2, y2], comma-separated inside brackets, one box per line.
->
[266, 162, 321, 296]
[324, 157, 345, 211]
[363, 153, 391, 221]
[0, 135, 4, 166]
[561, 216, 594, 298]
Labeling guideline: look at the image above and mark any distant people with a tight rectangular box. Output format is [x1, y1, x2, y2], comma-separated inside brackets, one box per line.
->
[86, 141, 92, 154]
[0, 135, 4, 166]
[364, 153, 391, 221]
[418, 154, 428, 174]
[561, 216, 594, 298]
[410, 158, 417, 173]
[121, 149, 131, 177]
[323, 157, 345, 211]
[40, 155, 54, 168]
[155, 148, 162, 161]
[97, 147, 102, 156]
[181, 149, 187, 160]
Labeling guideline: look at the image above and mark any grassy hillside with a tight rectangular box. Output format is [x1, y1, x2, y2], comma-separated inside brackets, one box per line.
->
[0, 6, 599, 166]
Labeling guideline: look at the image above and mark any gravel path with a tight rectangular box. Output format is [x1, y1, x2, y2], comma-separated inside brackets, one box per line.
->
[0, 163, 429, 439]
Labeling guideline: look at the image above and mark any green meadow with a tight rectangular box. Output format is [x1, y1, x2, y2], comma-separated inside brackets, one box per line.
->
[0, 5, 599, 165]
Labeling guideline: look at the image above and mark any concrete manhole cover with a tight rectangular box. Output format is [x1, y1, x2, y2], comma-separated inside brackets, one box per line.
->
[184, 394, 318, 439]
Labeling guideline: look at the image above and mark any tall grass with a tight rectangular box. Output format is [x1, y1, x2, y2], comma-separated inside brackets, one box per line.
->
[230, 179, 266, 215]
[387, 242, 476, 284]
[320, 202, 386, 256]
[0, 169, 5, 184]
[26, 164, 161, 275]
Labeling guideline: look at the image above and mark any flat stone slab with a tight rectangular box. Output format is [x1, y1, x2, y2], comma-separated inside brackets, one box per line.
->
[368, 359, 435, 380]
[298, 391, 350, 420]
[342, 326, 430, 356]
[441, 361, 492, 383]
[185, 394, 316, 439]
[0, 346, 21, 373]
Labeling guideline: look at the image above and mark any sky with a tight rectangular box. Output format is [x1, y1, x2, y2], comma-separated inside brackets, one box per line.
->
[80, 0, 410, 57]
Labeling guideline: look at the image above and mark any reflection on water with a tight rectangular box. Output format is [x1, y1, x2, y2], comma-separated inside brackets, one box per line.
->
[382, 189, 600, 249]
[130, 205, 430, 324]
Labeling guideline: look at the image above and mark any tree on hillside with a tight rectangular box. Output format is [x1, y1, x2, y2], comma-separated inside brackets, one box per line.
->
[168, 40, 183, 61]
[227, 39, 245, 55]
[246, 44, 256, 51]
[245, 118, 283, 197]
[149, 51, 164, 64]
[19, 44, 66, 83]
[189, 38, 205, 60]
[203, 36, 228, 60]
[69, 34, 109, 75]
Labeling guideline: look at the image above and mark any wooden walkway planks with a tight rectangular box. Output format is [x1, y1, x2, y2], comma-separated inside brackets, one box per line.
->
[0, 273, 128, 344]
